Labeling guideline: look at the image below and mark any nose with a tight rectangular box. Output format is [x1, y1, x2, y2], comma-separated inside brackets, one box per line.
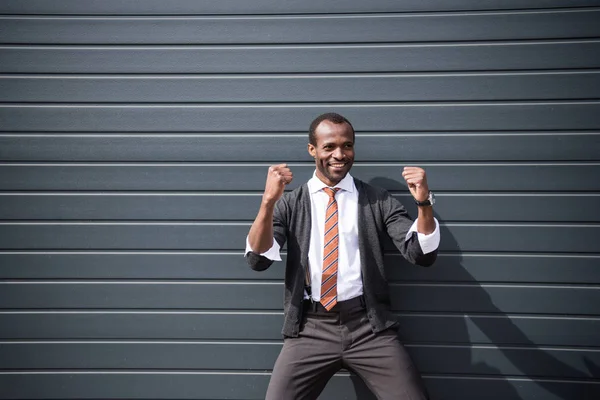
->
[332, 147, 344, 159]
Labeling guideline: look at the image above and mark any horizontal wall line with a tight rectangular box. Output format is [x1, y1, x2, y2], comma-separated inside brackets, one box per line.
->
[0, 221, 599, 227]
[0, 310, 286, 315]
[4, 100, 600, 105]
[0, 309, 599, 319]
[2, 70, 600, 78]
[1, 339, 283, 345]
[2, 128, 599, 134]
[397, 312, 600, 321]
[0, 370, 596, 384]
[2, 100, 600, 106]
[1, 131, 600, 137]
[0, 281, 280, 285]
[0, 250, 598, 257]
[2, 281, 599, 289]
[1, 220, 596, 225]
[2, 279, 599, 287]
[3, 100, 600, 105]
[6, 39, 600, 47]
[1, 161, 599, 166]
[2, 8, 599, 19]
[1, 2, 599, 16]
[391, 283, 600, 289]
[2, 68, 600, 77]
[1, 310, 599, 320]
[2, 38, 600, 48]
[0, 340, 599, 353]
[426, 374, 600, 384]
[1, 279, 599, 287]
[2, 191, 599, 196]
[0, 369, 276, 375]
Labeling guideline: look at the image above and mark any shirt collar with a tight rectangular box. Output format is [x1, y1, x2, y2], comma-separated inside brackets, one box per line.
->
[307, 171, 355, 194]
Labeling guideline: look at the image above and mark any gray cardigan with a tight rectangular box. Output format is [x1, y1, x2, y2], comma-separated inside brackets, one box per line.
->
[246, 178, 437, 337]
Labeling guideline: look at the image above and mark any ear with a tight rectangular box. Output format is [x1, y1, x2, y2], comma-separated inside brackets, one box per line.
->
[307, 143, 316, 158]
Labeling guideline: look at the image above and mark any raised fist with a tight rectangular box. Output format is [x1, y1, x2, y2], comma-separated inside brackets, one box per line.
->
[401, 166, 430, 202]
[263, 164, 293, 203]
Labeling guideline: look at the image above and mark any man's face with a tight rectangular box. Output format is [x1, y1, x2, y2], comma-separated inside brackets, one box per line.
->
[308, 120, 355, 187]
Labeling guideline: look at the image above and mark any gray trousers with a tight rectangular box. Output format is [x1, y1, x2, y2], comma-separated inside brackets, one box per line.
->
[266, 297, 429, 400]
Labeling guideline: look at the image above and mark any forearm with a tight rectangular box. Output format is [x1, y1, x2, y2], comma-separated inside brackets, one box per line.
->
[248, 200, 276, 253]
[416, 205, 436, 235]
[248, 163, 292, 253]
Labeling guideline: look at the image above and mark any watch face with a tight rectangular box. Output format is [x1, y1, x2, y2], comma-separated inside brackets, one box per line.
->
[429, 192, 436, 205]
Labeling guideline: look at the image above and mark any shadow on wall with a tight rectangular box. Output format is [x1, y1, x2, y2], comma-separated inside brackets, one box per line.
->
[336, 177, 599, 400]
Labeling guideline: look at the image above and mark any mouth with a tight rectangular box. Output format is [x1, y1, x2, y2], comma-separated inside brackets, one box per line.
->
[328, 162, 347, 171]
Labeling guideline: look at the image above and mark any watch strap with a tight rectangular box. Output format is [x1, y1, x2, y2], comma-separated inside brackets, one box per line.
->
[414, 191, 434, 206]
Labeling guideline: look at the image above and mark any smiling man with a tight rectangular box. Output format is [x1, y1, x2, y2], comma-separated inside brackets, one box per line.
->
[246, 112, 440, 400]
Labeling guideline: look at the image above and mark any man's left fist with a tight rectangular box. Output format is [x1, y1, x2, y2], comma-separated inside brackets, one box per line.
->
[402, 166, 430, 202]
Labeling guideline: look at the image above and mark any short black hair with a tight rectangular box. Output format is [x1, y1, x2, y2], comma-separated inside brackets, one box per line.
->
[308, 112, 355, 146]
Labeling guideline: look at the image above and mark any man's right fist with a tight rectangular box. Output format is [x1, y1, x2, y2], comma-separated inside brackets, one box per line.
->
[263, 164, 293, 203]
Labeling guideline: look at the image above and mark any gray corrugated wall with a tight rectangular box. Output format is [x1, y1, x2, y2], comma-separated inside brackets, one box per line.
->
[1, 1, 599, 399]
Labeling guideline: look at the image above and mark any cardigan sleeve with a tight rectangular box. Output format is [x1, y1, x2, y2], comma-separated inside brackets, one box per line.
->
[381, 191, 438, 267]
[245, 195, 289, 271]
[405, 218, 440, 254]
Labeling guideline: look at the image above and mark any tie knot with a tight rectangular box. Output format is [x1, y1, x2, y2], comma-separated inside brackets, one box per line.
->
[323, 187, 340, 199]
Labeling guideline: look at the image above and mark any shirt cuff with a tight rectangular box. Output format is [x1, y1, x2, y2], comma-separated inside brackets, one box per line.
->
[245, 236, 282, 261]
[405, 218, 440, 254]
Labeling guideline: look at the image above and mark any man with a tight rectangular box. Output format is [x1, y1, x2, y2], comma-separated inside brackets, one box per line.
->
[246, 112, 440, 399]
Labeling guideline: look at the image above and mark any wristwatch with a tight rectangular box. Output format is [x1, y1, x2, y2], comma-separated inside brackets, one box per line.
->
[414, 191, 435, 207]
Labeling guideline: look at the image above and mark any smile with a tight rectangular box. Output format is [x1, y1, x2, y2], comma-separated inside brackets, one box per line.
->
[329, 163, 346, 169]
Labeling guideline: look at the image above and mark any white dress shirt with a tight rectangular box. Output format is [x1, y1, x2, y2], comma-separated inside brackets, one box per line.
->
[246, 172, 440, 301]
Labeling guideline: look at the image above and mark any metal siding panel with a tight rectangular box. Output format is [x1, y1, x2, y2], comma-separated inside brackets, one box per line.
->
[1, 283, 599, 315]
[0, 342, 597, 381]
[3, 73, 600, 102]
[2, 42, 600, 73]
[0, 373, 274, 399]
[0, 282, 284, 310]
[2, 373, 595, 400]
[1, 193, 599, 222]
[424, 377, 600, 400]
[1, 133, 598, 161]
[0, 312, 286, 341]
[2, 103, 599, 132]
[1, 164, 599, 191]
[0, 342, 598, 380]
[0, 223, 598, 252]
[2, 313, 599, 347]
[2, 0, 600, 14]
[392, 254, 600, 284]
[3, 11, 600, 44]
[0, 253, 285, 280]
[410, 345, 600, 379]
[0, 254, 598, 284]
[391, 284, 600, 315]
[0, 342, 282, 370]
[398, 314, 600, 347]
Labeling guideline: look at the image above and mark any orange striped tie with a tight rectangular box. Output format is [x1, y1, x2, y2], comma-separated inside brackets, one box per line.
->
[321, 187, 340, 311]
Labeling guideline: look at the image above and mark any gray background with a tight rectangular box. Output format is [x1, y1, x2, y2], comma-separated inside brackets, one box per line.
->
[0, 1, 599, 399]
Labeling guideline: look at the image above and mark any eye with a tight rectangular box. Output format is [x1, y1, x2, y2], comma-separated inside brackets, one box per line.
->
[345, 143, 354, 149]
